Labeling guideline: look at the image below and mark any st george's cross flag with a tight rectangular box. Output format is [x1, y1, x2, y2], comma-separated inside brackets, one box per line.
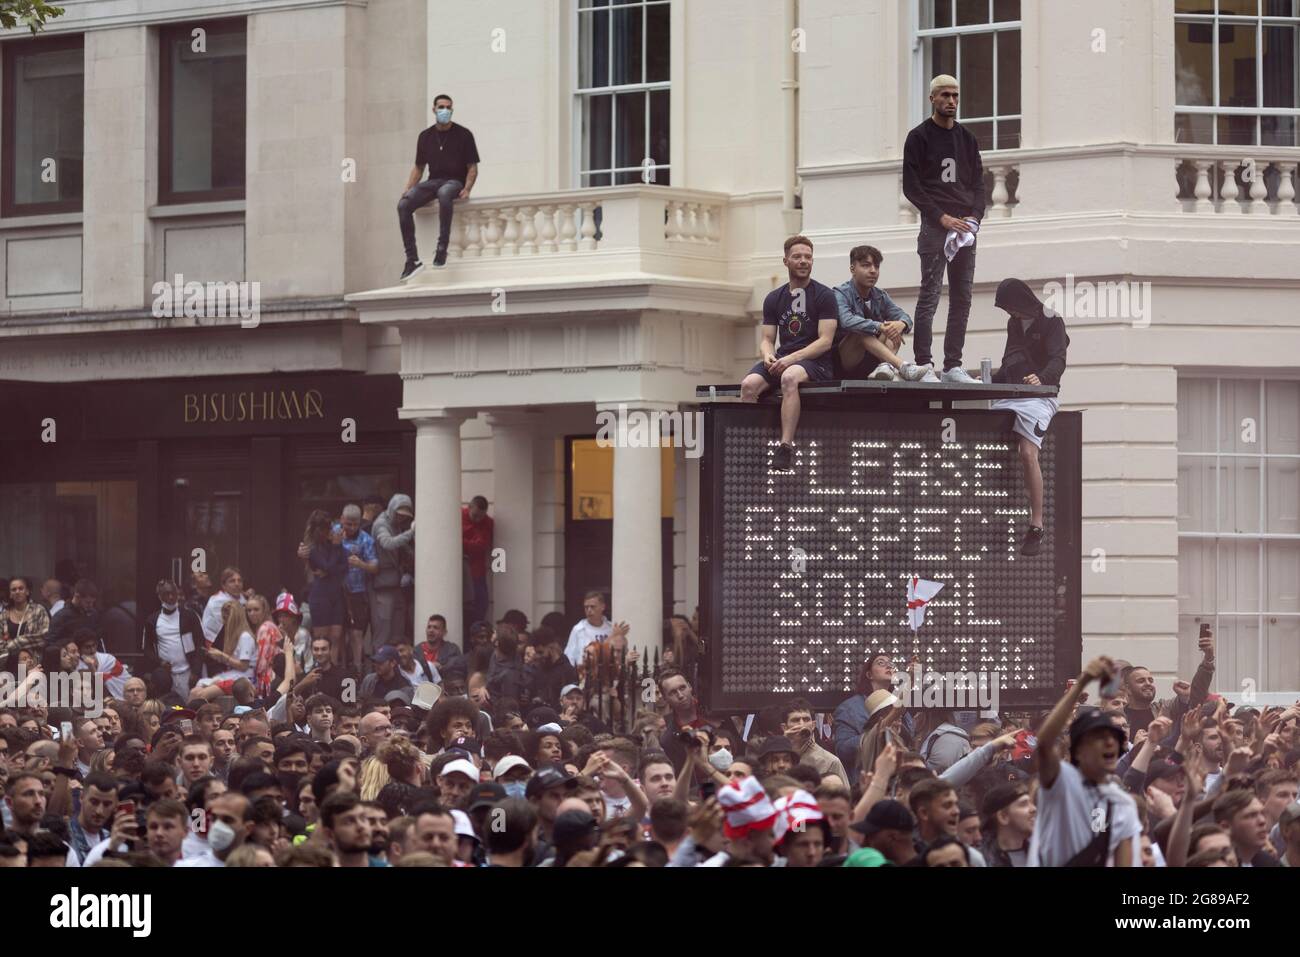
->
[906, 577, 944, 632]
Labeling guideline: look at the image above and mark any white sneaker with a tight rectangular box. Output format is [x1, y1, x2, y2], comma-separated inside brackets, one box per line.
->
[900, 362, 932, 382]
[869, 362, 898, 381]
[921, 368, 941, 382]
[941, 367, 980, 384]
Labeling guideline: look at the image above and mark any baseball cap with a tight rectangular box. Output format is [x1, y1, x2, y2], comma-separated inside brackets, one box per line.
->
[439, 758, 480, 782]
[850, 799, 915, 836]
[493, 755, 533, 779]
[467, 782, 507, 811]
[535, 722, 563, 735]
[373, 646, 400, 664]
[450, 809, 478, 841]
[1068, 708, 1127, 760]
[980, 782, 1028, 824]
[842, 846, 889, 868]
[553, 809, 599, 846]
[502, 609, 530, 630]
[445, 736, 482, 759]
[560, 684, 582, 698]
[1144, 758, 1185, 788]
[384, 688, 414, 706]
[162, 707, 197, 725]
[524, 766, 577, 799]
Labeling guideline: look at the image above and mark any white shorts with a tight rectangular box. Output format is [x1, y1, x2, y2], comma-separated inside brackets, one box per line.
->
[991, 397, 1059, 449]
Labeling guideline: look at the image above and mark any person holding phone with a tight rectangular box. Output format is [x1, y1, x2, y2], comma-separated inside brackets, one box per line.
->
[1121, 625, 1216, 739]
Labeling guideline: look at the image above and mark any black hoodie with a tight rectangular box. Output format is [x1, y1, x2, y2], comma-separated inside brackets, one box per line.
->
[990, 278, 1070, 387]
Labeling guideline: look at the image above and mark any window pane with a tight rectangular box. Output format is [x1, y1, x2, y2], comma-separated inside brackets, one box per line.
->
[1219, 20, 1259, 107]
[956, 0, 988, 26]
[1220, 379, 1261, 453]
[614, 90, 646, 170]
[922, 0, 954, 30]
[996, 117, 1021, 149]
[1178, 378, 1217, 452]
[611, 5, 643, 86]
[997, 29, 1021, 114]
[10, 43, 84, 207]
[1175, 111, 1215, 142]
[582, 171, 612, 187]
[961, 32, 994, 117]
[168, 27, 246, 194]
[1266, 459, 1300, 532]
[1178, 455, 1216, 532]
[1266, 541, 1300, 610]
[1219, 458, 1263, 532]
[1178, 540, 1215, 613]
[1264, 615, 1300, 692]
[1262, 24, 1297, 106]
[579, 9, 609, 88]
[964, 120, 993, 150]
[1213, 616, 1259, 694]
[928, 36, 957, 94]
[582, 94, 612, 172]
[1265, 380, 1300, 453]
[993, 0, 1020, 21]
[1217, 113, 1257, 143]
[1175, 0, 1215, 12]
[646, 2, 670, 82]
[1264, 0, 1299, 16]
[1219, 540, 1261, 611]
[1176, 22, 1215, 105]
[1262, 114, 1298, 144]
[649, 88, 670, 166]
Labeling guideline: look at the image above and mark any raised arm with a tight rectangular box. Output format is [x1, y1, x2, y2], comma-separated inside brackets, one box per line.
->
[1037, 657, 1113, 788]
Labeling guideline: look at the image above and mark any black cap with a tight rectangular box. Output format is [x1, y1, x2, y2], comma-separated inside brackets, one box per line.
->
[1144, 758, 1185, 788]
[1068, 708, 1127, 760]
[850, 799, 915, 836]
[445, 736, 482, 759]
[553, 809, 599, 846]
[758, 735, 799, 760]
[980, 782, 1029, 823]
[524, 766, 577, 799]
[467, 782, 507, 811]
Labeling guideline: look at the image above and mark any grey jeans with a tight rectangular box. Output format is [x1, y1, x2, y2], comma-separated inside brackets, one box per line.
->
[398, 177, 463, 261]
[371, 587, 408, 647]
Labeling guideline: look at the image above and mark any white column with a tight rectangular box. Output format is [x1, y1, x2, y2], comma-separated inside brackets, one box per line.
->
[602, 403, 666, 658]
[487, 412, 539, 622]
[409, 411, 466, 641]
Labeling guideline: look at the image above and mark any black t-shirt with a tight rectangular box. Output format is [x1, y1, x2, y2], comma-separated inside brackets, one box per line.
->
[414, 123, 481, 183]
[313, 664, 358, 704]
[762, 279, 837, 358]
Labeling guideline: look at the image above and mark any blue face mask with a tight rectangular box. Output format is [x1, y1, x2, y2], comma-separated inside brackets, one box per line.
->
[435, 107, 453, 124]
[503, 781, 527, 799]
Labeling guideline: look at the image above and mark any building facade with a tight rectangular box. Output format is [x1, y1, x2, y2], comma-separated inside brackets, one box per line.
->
[2, 0, 1297, 699]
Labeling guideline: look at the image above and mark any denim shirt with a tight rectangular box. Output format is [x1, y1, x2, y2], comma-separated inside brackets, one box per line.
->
[832, 280, 914, 337]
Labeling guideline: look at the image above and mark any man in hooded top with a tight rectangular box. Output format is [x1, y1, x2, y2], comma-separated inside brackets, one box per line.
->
[988, 278, 1070, 557]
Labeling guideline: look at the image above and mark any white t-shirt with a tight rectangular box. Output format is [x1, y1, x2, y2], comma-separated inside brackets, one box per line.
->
[399, 658, 439, 688]
[1028, 761, 1142, 867]
[565, 617, 612, 667]
[155, 609, 199, 671]
[603, 792, 632, 820]
[207, 631, 256, 683]
[201, 591, 244, 645]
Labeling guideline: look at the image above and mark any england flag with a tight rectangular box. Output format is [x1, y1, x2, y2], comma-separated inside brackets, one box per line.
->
[906, 577, 944, 632]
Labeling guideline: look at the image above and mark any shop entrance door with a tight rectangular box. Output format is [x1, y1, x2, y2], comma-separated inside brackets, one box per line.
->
[166, 468, 249, 594]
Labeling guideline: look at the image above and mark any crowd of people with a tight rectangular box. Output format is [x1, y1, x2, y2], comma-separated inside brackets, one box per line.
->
[2, 548, 1297, 870]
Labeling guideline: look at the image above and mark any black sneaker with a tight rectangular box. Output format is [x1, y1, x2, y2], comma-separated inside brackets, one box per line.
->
[1021, 525, 1044, 556]
[399, 260, 423, 282]
[433, 247, 448, 267]
[772, 443, 794, 471]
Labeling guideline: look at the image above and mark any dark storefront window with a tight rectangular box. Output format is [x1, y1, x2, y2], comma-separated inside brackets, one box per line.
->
[0, 480, 138, 612]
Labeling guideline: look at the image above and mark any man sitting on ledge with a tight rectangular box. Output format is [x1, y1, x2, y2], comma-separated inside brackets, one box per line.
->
[989, 278, 1070, 556]
[740, 235, 837, 472]
[832, 244, 930, 382]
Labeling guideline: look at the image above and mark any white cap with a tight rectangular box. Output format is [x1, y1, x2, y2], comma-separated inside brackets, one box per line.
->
[439, 758, 480, 782]
[535, 722, 563, 735]
[493, 755, 533, 779]
[450, 809, 478, 841]
[561, 683, 582, 698]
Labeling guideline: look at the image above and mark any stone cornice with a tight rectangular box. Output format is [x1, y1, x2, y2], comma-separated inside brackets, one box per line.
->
[0, 0, 367, 36]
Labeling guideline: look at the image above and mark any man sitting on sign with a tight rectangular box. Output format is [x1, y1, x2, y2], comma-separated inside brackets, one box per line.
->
[740, 235, 838, 473]
[989, 278, 1070, 557]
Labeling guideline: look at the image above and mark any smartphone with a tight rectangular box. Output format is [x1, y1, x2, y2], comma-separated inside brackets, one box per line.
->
[117, 800, 136, 818]
[59, 721, 74, 741]
[1099, 664, 1123, 699]
[1199, 623, 1212, 639]
[700, 780, 717, 801]
[178, 719, 194, 735]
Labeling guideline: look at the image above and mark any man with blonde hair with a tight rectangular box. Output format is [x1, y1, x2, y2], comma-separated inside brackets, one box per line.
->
[902, 74, 986, 384]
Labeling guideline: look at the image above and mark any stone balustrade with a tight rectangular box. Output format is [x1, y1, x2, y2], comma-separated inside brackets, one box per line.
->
[1174, 150, 1299, 215]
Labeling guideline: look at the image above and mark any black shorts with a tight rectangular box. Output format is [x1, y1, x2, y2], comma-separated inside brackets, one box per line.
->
[745, 357, 833, 388]
[345, 589, 371, 631]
